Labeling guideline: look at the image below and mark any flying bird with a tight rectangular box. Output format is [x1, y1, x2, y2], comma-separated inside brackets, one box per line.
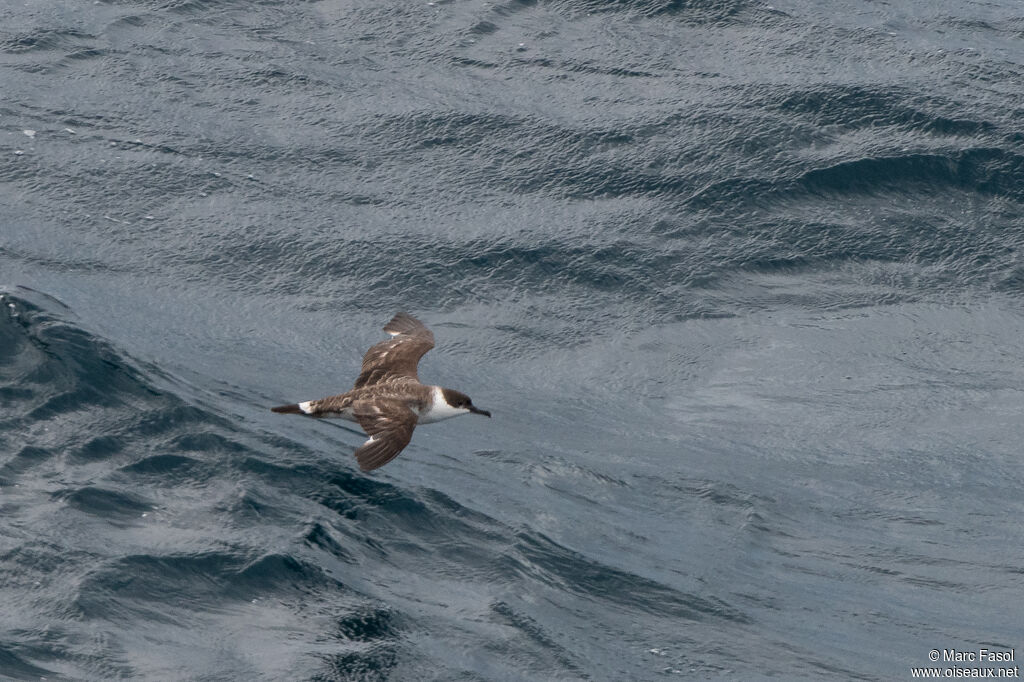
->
[271, 312, 491, 471]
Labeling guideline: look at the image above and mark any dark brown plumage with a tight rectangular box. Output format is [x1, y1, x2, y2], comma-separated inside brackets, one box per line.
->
[271, 313, 490, 472]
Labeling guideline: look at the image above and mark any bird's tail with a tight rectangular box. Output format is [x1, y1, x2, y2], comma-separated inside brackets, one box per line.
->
[271, 403, 303, 414]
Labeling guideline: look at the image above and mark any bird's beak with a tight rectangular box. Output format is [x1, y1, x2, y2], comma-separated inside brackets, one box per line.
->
[469, 405, 491, 417]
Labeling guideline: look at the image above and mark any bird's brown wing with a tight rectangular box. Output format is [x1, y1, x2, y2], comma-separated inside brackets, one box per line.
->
[351, 400, 417, 471]
[352, 312, 435, 389]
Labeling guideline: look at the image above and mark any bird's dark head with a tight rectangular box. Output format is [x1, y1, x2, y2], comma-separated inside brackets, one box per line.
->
[440, 388, 491, 418]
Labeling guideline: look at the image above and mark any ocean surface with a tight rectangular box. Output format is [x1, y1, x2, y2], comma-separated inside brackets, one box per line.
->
[2, 0, 1023, 679]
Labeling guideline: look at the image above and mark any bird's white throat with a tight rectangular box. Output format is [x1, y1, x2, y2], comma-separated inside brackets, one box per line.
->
[418, 386, 469, 424]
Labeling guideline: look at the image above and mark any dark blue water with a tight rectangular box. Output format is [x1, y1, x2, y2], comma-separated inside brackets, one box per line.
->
[3, 0, 1024, 679]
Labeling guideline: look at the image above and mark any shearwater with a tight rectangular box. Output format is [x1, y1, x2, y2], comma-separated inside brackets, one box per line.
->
[271, 312, 491, 471]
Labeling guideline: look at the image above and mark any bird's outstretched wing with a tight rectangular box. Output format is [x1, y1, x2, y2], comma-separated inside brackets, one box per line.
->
[353, 312, 435, 389]
[352, 400, 417, 471]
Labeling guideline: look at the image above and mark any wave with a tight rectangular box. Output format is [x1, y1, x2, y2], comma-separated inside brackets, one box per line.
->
[1, 286, 751, 679]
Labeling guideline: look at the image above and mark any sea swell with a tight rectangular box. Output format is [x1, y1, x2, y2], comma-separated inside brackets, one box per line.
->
[2, 287, 757, 680]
